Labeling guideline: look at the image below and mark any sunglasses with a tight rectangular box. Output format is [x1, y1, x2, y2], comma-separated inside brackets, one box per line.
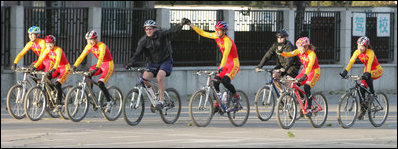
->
[145, 27, 154, 30]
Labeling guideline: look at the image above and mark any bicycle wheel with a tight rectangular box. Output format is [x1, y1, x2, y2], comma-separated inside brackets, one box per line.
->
[24, 86, 46, 121]
[368, 92, 389, 127]
[123, 89, 145, 126]
[276, 93, 297, 129]
[189, 89, 214, 127]
[337, 92, 359, 129]
[65, 86, 89, 122]
[100, 86, 123, 121]
[58, 85, 73, 120]
[227, 90, 250, 127]
[160, 88, 181, 124]
[308, 93, 328, 128]
[7, 85, 26, 119]
[254, 86, 275, 121]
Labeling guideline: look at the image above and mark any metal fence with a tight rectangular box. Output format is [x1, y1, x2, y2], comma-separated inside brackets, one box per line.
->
[295, 11, 341, 64]
[1, 7, 11, 68]
[351, 12, 395, 63]
[101, 8, 157, 65]
[170, 9, 224, 66]
[24, 7, 89, 66]
[235, 10, 284, 65]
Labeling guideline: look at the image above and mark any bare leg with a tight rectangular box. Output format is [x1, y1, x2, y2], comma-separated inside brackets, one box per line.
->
[156, 70, 167, 101]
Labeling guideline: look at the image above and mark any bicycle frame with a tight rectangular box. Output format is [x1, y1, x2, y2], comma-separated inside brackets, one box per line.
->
[195, 71, 230, 113]
[345, 75, 381, 110]
[284, 78, 323, 114]
[128, 69, 172, 110]
[14, 68, 37, 105]
[31, 71, 58, 107]
[74, 71, 103, 109]
[262, 69, 283, 105]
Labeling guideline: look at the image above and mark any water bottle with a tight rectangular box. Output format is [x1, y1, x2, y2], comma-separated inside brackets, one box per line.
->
[222, 92, 228, 104]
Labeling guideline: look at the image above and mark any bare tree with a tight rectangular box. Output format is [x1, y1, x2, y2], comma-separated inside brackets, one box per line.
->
[294, 1, 307, 40]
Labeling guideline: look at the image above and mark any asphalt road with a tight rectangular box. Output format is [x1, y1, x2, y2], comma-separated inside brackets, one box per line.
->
[1, 93, 397, 148]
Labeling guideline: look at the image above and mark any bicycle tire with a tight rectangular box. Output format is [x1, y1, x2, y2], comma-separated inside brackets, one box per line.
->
[7, 84, 26, 119]
[276, 93, 297, 129]
[100, 86, 123, 121]
[58, 85, 73, 120]
[24, 86, 46, 121]
[337, 92, 359, 129]
[254, 86, 275, 121]
[65, 86, 89, 122]
[123, 89, 145, 126]
[227, 90, 250, 127]
[160, 88, 181, 124]
[308, 92, 328, 128]
[189, 89, 214, 127]
[368, 92, 389, 127]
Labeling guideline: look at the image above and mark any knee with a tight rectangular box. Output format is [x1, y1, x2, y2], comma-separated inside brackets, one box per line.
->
[156, 76, 164, 83]
[221, 76, 231, 85]
[213, 76, 221, 84]
[98, 81, 105, 88]
[304, 84, 311, 93]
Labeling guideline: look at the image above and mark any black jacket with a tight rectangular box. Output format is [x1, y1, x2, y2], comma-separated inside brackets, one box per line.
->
[256, 40, 300, 70]
[128, 24, 183, 64]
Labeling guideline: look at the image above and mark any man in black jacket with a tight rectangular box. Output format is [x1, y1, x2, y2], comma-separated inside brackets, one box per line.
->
[255, 29, 300, 90]
[125, 18, 189, 110]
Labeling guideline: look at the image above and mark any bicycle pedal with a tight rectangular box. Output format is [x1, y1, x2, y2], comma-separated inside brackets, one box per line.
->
[150, 105, 156, 113]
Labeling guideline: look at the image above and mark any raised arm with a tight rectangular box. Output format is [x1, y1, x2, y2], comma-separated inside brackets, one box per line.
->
[345, 50, 360, 72]
[191, 24, 217, 39]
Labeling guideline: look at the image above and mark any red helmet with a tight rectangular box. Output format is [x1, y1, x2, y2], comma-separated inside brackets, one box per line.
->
[357, 36, 369, 46]
[296, 37, 310, 47]
[44, 35, 56, 43]
[85, 30, 98, 39]
[215, 21, 228, 30]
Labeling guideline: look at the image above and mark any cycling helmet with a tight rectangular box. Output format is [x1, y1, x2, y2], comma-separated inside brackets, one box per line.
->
[357, 36, 370, 46]
[296, 37, 310, 47]
[276, 29, 288, 37]
[143, 20, 157, 28]
[28, 26, 41, 34]
[85, 30, 97, 39]
[215, 21, 228, 30]
[44, 35, 56, 43]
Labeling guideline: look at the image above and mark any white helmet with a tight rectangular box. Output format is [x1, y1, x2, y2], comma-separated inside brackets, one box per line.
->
[143, 20, 157, 28]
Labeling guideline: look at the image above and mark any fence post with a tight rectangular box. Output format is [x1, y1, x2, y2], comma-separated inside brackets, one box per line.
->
[223, 10, 235, 41]
[10, 6, 24, 80]
[87, 7, 102, 68]
[283, 10, 295, 43]
[394, 9, 397, 64]
[156, 8, 170, 30]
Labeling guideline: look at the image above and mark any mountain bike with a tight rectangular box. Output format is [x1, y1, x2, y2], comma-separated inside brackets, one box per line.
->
[189, 70, 250, 127]
[23, 71, 72, 121]
[64, 70, 123, 122]
[123, 68, 181, 126]
[276, 76, 328, 129]
[254, 68, 301, 121]
[7, 67, 39, 119]
[337, 74, 389, 128]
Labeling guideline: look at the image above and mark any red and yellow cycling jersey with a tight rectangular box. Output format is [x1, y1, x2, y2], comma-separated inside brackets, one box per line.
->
[74, 42, 113, 68]
[345, 49, 383, 79]
[281, 49, 320, 75]
[13, 39, 46, 64]
[282, 49, 320, 88]
[192, 25, 240, 79]
[34, 46, 70, 70]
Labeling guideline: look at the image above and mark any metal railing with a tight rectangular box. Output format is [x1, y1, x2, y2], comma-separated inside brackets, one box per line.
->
[170, 9, 224, 66]
[101, 8, 157, 65]
[351, 12, 395, 63]
[295, 11, 341, 64]
[24, 7, 89, 66]
[235, 10, 284, 65]
[1, 7, 11, 68]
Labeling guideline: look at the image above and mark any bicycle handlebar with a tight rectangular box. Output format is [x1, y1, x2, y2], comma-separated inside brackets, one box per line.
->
[127, 67, 149, 72]
[14, 67, 34, 73]
[194, 70, 218, 76]
[279, 76, 299, 83]
[343, 75, 362, 81]
[30, 71, 47, 75]
[71, 70, 89, 76]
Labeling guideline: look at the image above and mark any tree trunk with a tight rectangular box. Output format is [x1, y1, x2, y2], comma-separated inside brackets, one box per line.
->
[295, 1, 307, 40]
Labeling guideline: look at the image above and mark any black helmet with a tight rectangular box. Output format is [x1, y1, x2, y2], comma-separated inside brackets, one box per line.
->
[276, 29, 288, 37]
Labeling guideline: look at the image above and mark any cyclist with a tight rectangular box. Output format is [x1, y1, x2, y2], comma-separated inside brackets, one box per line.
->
[71, 30, 115, 111]
[339, 36, 383, 120]
[189, 20, 241, 112]
[11, 26, 50, 73]
[125, 18, 188, 110]
[255, 29, 301, 91]
[31, 35, 71, 112]
[278, 37, 321, 117]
